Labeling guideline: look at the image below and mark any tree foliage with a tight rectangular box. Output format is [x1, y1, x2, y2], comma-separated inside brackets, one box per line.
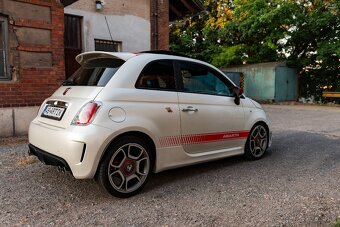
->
[170, 0, 340, 98]
[170, 0, 234, 62]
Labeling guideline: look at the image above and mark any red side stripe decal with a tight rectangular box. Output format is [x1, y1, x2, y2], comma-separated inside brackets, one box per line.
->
[159, 131, 249, 147]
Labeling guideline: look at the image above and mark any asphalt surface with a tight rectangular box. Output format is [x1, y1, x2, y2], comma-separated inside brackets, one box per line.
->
[0, 104, 340, 226]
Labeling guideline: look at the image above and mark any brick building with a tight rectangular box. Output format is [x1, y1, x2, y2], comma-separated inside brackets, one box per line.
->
[0, 0, 64, 137]
[151, 0, 204, 50]
[0, 0, 203, 137]
[62, 0, 203, 77]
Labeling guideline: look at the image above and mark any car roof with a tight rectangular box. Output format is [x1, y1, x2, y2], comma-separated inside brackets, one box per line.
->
[75, 51, 231, 83]
[76, 51, 237, 90]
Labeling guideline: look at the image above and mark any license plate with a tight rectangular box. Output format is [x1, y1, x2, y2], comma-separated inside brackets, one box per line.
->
[41, 105, 66, 120]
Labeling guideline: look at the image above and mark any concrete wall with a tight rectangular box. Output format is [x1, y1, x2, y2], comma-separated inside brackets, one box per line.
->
[0, 106, 39, 137]
[65, 0, 151, 52]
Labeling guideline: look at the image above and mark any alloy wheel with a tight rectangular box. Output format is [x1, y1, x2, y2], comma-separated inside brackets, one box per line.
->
[108, 143, 150, 194]
[249, 125, 268, 158]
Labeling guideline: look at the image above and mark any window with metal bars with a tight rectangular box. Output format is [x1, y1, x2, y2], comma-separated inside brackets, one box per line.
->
[94, 39, 122, 52]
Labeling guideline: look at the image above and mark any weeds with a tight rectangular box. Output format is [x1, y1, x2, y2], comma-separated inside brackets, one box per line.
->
[16, 156, 37, 166]
[334, 218, 340, 227]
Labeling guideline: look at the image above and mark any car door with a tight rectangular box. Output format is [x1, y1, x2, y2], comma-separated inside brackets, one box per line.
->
[134, 59, 181, 146]
[176, 60, 246, 155]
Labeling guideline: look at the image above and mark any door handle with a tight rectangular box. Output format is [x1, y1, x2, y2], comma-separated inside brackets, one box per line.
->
[182, 106, 198, 112]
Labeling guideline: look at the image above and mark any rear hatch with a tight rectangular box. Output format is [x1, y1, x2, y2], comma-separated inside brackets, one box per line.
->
[37, 52, 136, 129]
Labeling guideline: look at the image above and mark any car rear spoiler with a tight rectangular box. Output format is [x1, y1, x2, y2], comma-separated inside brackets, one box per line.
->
[76, 51, 137, 64]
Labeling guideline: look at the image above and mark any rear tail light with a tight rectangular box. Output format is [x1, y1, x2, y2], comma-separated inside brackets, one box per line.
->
[72, 101, 102, 126]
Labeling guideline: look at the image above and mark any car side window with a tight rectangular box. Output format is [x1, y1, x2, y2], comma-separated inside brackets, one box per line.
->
[179, 61, 234, 96]
[136, 60, 176, 91]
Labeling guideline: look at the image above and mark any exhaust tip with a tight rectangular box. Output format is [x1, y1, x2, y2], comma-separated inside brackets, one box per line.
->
[57, 166, 66, 173]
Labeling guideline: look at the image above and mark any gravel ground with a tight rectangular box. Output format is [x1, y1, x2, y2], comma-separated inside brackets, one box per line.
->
[0, 104, 340, 226]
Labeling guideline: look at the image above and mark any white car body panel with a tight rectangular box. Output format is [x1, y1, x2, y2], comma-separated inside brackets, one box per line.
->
[37, 87, 104, 129]
[178, 92, 246, 154]
[29, 120, 113, 178]
[28, 51, 272, 180]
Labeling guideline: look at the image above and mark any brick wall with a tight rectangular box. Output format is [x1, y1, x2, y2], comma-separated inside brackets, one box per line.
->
[0, 0, 65, 108]
[151, 0, 169, 50]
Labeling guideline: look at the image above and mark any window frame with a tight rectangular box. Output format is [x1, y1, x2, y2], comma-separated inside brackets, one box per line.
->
[0, 16, 10, 80]
[175, 60, 235, 97]
[135, 59, 177, 92]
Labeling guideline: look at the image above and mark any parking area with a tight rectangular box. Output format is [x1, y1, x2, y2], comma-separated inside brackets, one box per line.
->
[1, 104, 340, 226]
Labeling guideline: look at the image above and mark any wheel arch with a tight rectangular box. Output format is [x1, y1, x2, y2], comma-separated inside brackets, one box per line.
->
[250, 120, 269, 133]
[96, 131, 157, 177]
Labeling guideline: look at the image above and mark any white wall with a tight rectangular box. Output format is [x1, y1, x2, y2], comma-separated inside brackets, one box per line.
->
[64, 8, 151, 52]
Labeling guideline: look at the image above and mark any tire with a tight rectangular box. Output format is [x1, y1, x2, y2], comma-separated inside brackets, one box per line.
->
[97, 136, 153, 198]
[244, 124, 269, 160]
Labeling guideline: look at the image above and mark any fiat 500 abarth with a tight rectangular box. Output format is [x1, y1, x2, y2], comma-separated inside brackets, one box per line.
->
[28, 51, 272, 198]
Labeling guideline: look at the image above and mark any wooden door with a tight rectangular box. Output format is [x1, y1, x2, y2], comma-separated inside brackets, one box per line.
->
[64, 14, 82, 79]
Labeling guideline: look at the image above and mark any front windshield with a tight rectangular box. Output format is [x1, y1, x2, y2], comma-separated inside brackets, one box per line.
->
[64, 58, 124, 86]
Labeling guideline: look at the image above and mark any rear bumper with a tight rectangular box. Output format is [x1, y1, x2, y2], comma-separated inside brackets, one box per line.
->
[28, 144, 71, 172]
[29, 119, 113, 179]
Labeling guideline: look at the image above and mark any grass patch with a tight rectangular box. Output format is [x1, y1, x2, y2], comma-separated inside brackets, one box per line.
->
[334, 218, 340, 227]
[16, 156, 37, 167]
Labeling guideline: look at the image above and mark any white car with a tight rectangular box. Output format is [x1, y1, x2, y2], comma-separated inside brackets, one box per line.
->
[28, 51, 272, 198]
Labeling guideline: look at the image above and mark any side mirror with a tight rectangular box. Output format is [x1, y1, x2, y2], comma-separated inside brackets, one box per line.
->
[233, 87, 243, 105]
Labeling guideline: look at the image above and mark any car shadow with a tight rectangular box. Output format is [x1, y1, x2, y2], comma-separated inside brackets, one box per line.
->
[145, 153, 261, 192]
[29, 147, 276, 200]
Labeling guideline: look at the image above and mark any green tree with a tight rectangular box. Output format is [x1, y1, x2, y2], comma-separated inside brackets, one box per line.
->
[284, 0, 340, 97]
[170, 0, 340, 99]
[211, 44, 246, 67]
[170, 0, 234, 62]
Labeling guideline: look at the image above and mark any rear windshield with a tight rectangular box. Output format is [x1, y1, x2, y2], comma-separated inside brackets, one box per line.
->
[63, 58, 124, 86]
